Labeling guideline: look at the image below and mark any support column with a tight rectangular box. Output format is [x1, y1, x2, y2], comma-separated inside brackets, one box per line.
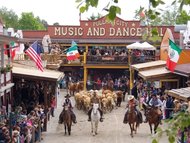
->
[83, 67, 88, 91]
[1, 43, 4, 68]
[129, 49, 134, 94]
[130, 67, 134, 94]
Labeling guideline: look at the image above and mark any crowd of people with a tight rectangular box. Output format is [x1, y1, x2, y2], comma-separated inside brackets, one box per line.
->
[0, 80, 56, 143]
[0, 105, 45, 143]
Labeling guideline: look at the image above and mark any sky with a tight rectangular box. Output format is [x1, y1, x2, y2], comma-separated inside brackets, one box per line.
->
[0, 0, 176, 25]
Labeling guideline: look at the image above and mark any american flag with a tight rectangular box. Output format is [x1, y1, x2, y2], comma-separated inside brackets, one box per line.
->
[25, 41, 44, 72]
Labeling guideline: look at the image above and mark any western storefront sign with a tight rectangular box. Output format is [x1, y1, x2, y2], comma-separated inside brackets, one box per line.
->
[54, 26, 164, 37]
[22, 16, 180, 41]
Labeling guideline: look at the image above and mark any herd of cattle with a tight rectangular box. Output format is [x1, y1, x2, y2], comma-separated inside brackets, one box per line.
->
[73, 89, 124, 114]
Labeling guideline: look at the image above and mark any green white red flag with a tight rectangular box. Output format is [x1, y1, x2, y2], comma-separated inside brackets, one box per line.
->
[66, 41, 80, 61]
[166, 39, 182, 72]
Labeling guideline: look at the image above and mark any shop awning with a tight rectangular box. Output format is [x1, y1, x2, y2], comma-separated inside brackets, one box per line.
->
[131, 60, 166, 71]
[174, 63, 190, 77]
[12, 66, 64, 82]
[138, 67, 176, 80]
[167, 87, 190, 101]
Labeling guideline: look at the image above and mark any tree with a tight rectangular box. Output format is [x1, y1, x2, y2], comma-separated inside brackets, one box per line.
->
[53, 22, 60, 26]
[176, 10, 190, 24]
[18, 12, 46, 30]
[0, 7, 19, 29]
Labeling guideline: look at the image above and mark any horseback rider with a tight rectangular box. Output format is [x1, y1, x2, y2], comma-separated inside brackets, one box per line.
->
[147, 93, 163, 124]
[123, 95, 143, 124]
[87, 91, 103, 122]
[61, 94, 77, 124]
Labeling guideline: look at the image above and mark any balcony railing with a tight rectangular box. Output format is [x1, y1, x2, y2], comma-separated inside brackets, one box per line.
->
[14, 53, 157, 66]
[86, 55, 129, 65]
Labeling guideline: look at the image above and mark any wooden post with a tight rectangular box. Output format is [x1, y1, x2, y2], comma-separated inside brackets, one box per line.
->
[38, 120, 42, 142]
[83, 52, 86, 64]
[83, 67, 87, 91]
[130, 67, 134, 94]
[32, 126, 35, 143]
[43, 83, 48, 132]
[0, 43, 4, 68]
[128, 49, 134, 94]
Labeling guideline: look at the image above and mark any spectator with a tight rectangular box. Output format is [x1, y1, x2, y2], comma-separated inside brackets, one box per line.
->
[50, 96, 56, 117]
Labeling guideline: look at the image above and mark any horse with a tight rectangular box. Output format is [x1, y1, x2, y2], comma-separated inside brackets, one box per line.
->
[115, 91, 123, 107]
[127, 103, 139, 137]
[91, 103, 101, 136]
[59, 105, 72, 135]
[68, 82, 77, 96]
[146, 106, 160, 134]
[75, 81, 84, 92]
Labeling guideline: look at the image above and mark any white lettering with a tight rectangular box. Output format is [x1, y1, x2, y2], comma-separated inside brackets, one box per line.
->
[109, 28, 115, 36]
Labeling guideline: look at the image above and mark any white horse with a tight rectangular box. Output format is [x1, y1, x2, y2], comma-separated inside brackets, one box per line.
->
[91, 103, 101, 136]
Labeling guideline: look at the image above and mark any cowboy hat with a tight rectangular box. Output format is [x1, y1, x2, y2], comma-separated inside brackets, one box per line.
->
[65, 94, 71, 98]
[128, 95, 134, 101]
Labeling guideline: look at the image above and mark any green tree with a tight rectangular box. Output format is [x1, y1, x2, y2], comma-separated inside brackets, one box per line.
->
[161, 4, 178, 26]
[18, 12, 46, 30]
[41, 19, 49, 29]
[176, 10, 190, 24]
[0, 7, 19, 29]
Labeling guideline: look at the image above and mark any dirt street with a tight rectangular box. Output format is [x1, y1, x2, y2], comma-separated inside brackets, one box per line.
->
[41, 89, 168, 143]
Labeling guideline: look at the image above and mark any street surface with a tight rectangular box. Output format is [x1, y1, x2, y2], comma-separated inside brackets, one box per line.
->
[42, 89, 168, 143]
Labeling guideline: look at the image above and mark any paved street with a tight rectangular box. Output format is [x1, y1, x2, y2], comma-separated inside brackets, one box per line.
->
[42, 89, 168, 143]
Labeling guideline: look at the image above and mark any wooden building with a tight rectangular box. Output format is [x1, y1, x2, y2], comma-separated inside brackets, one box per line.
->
[22, 16, 181, 90]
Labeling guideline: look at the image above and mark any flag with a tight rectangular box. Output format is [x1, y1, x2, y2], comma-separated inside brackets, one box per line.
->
[25, 41, 44, 72]
[9, 41, 19, 60]
[166, 39, 182, 72]
[4, 43, 16, 60]
[66, 41, 80, 61]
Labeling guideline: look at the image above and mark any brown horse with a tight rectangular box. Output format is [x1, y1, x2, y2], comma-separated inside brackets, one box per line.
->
[68, 82, 77, 96]
[59, 105, 72, 135]
[68, 81, 83, 96]
[127, 104, 139, 137]
[75, 81, 84, 92]
[146, 106, 160, 134]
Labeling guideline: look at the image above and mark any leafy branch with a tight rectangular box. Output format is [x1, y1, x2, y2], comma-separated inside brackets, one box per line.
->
[152, 111, 190, 143]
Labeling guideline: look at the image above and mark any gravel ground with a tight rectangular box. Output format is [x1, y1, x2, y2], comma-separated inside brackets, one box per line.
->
[41, 89, 169, 143]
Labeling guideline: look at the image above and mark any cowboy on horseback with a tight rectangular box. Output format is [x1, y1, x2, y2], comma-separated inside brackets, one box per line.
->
[146, 93, 163, 124]
[87, 91, 103, 122]
[123, 95, 143, 124]
[59, 94, 77, 124]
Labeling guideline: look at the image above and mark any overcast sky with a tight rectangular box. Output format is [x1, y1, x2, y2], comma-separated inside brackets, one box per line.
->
[0, 0, 176, 25]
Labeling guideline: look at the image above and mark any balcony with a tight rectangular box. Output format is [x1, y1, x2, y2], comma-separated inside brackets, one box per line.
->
[14, 53, 157, 68]
[86, 55, 128, 65]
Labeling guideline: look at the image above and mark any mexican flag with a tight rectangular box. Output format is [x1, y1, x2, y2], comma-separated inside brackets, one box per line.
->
[66, 41, 80, 61]
[166, 39, 182, 72]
